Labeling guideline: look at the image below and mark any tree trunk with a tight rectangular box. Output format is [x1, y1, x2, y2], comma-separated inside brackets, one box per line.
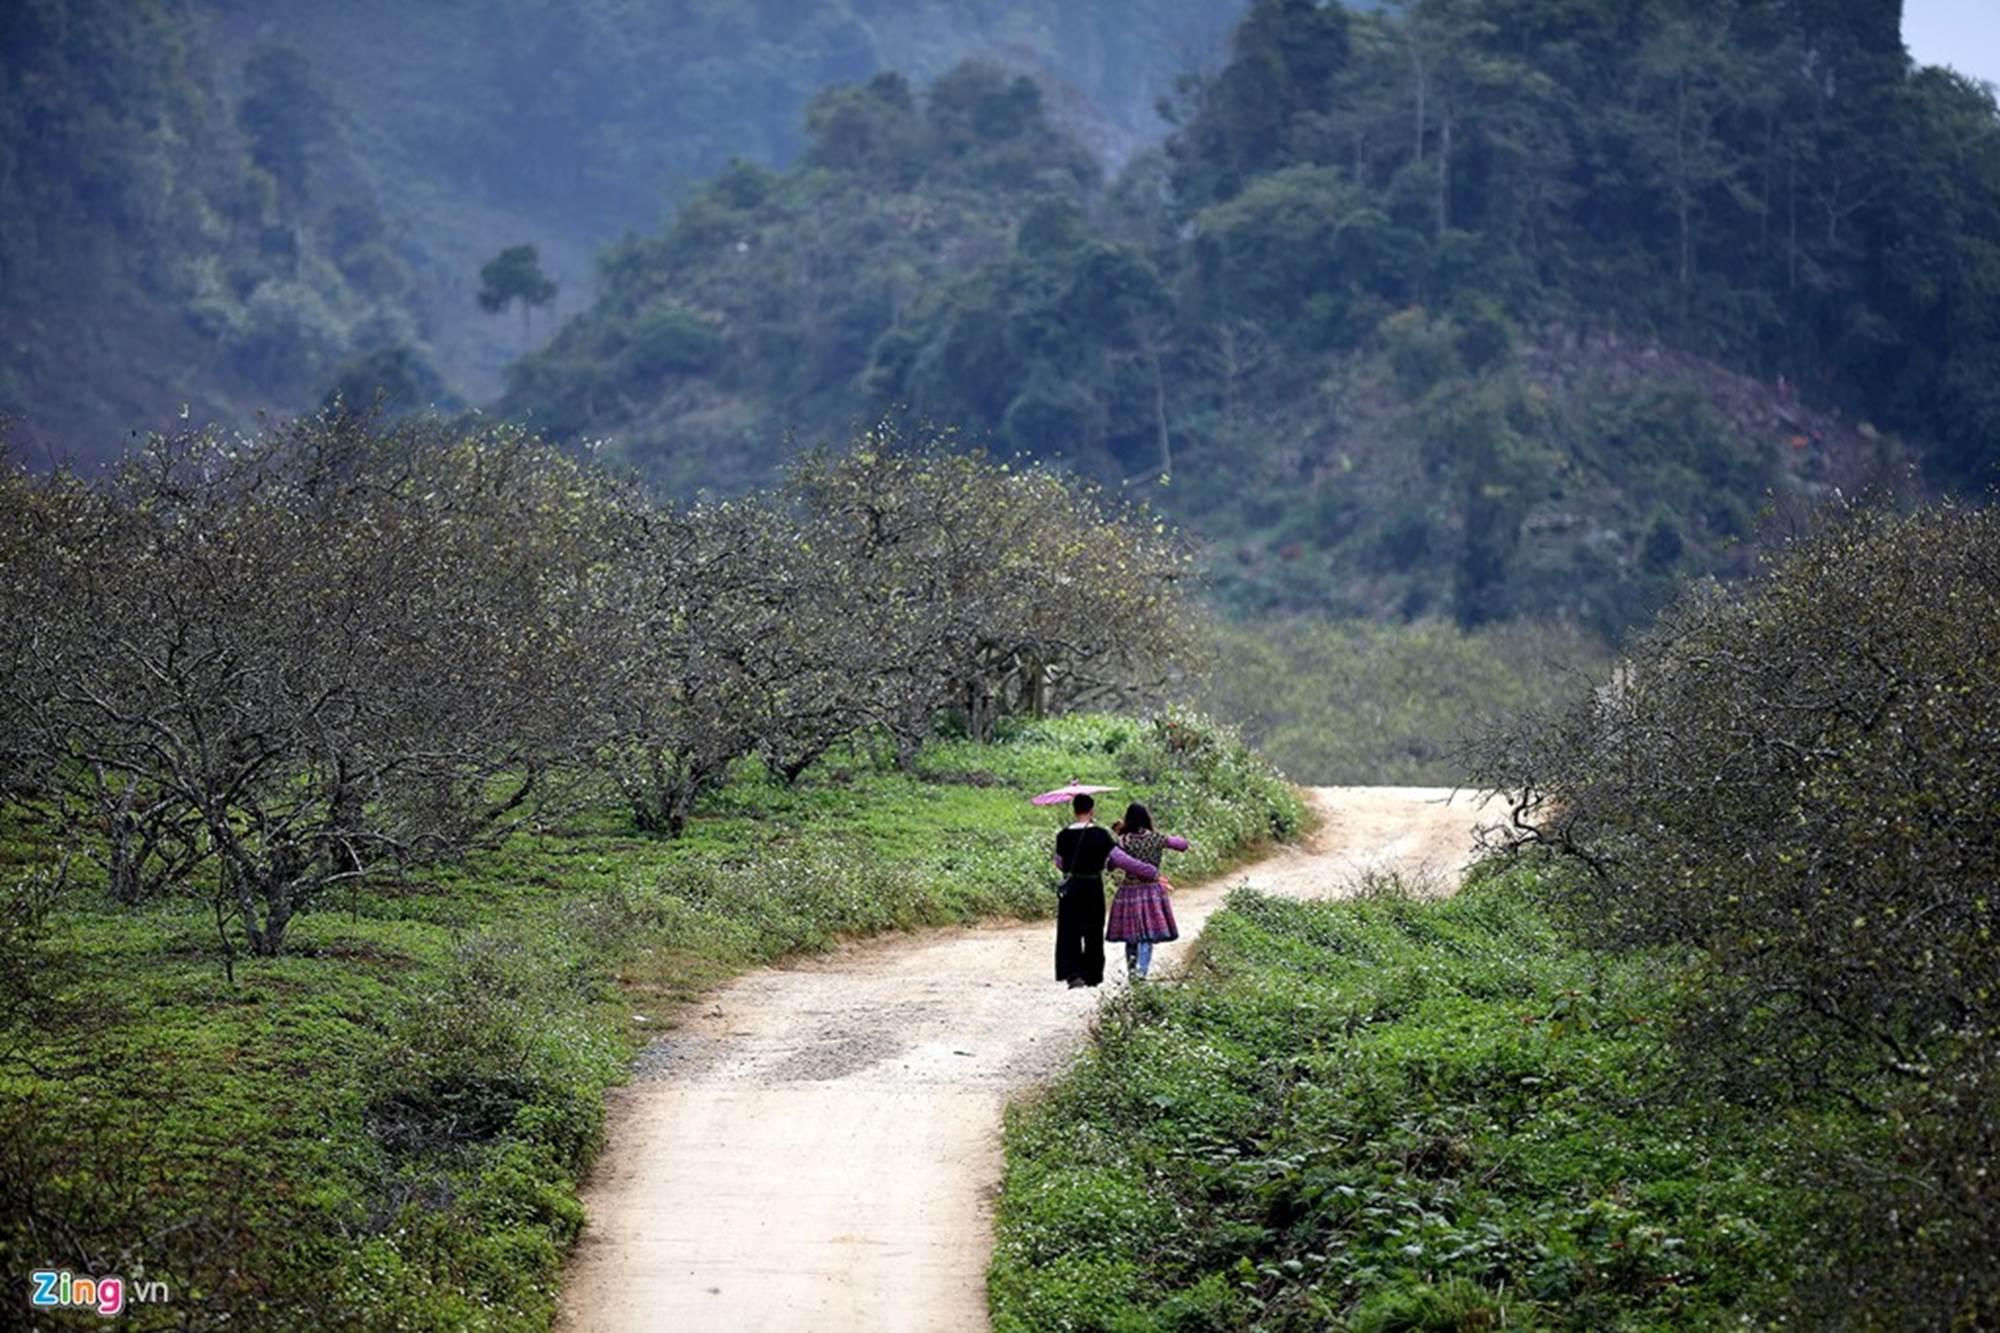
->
[233, 863, 291, 958]
[250, 886, 293, 957]
[1437, 103, 1453, 235]
[212, 891, 236, 987]
[1787, 151, 1799, 293]
[103, 777, 144, 905]
[327, 769, 365, 878]
[1675, 65, 1693, 295]
[1410, 40, 1427, 171]
[1148, 348, 1173, 478]
[628, 749, 676, 833]
[664, 783, 697, 838]
[629, 782, 681, 835]
[964, 678, 998, 746]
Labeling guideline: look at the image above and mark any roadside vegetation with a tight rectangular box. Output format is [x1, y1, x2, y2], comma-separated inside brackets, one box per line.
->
[0, 711, 1298, 1330]
[1481, 502, 2000, 1326]
[992, 869, 1814, 1331]
[999, 500, 2000, 1328]
[0, 413, 1302, 1328]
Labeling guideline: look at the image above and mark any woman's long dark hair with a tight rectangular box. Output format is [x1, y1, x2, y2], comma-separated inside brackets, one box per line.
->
[1120, 802, 1153, 834]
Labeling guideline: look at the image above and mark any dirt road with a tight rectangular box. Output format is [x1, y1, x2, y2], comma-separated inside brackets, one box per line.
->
[556, 787, 1493, 1332]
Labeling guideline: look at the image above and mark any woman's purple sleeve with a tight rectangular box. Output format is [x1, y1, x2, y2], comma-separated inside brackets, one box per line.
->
[1107, 847, 1158, 879]
[1165, 835, 1190, 852]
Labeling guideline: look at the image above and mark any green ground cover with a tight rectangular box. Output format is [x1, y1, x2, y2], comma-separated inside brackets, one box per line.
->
[2, 713, 1301, 1330]
[991, 866, 1836, 1331]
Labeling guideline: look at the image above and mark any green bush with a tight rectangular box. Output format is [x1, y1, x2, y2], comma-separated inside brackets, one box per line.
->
[622, 302, 723, 378]
[229, 278, 349, 386]
[1380, 307, 1464, 400]
[1110, 710, 1307, 853]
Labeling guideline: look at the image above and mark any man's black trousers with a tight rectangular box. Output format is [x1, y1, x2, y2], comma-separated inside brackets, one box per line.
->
[1054, 878, 1106, 986]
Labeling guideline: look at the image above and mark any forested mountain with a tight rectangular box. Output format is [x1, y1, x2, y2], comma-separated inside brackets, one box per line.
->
[7, 0, 1995, 636]
[503, 0, 1993, 632]
[0, 0, 436, 459]
[0, 0, 1249, 461]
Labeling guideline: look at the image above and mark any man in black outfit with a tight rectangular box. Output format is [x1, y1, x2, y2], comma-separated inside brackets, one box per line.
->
[1053, 793, 1159, 988]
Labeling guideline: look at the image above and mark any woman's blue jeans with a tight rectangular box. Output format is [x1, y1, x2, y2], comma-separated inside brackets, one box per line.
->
[1124, 940, 1153, 977]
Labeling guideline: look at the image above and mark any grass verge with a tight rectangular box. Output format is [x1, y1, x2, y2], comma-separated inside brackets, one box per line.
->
[1, 713, 1302, 1330]
[990, 864, 1835, 1331]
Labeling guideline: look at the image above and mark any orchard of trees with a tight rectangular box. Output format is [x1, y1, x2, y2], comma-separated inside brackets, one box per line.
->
[0, 415, 1201, 958]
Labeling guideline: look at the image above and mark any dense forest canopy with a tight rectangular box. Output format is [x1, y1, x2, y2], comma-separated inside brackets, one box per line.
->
[517, 0, 1998, 486]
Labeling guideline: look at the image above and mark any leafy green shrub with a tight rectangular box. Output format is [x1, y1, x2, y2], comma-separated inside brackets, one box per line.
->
[634, 846, 942, 957]
[380, 929, 617, 1096]
[0, 853, 64, 1032]
[1346, 1277, 1520, 1333]
[1448, 296, 1517, 376]
[1113, 710, 1306, 853]
[995, 715, 1143, 755]
[1381, 308, 1464, 400]
[320, 344, 453, 416]
[1365, 507, 1438, 575]
[623, 302, 722, 378]
[228, 278, 349, 385]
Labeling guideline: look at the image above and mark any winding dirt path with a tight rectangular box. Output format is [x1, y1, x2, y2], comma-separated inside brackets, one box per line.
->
[556, 787, 1494, 1332]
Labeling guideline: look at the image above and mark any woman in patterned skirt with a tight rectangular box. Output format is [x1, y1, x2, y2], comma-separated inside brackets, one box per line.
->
[1106, 802, 1186, 979]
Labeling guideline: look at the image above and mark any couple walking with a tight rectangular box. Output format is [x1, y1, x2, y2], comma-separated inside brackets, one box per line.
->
[1051, 792, 1187, 987]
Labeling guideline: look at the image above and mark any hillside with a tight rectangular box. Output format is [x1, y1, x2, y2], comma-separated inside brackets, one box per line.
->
[0, 0, 437, 463]
[0, 0, 1251, 464]
[1197, 323, 1907, 629]
[7, 0, 1993, 642]
[500, 0, 1969, 636]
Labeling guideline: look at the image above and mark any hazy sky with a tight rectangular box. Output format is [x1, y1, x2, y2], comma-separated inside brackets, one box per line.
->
[1904, 0, 2000, 88]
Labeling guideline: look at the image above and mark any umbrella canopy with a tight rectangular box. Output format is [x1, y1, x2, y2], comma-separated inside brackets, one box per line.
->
[1030, 778, 1119, 807]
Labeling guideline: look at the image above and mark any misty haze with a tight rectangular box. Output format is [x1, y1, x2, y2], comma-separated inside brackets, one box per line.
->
[3, 2, 1996, 1329]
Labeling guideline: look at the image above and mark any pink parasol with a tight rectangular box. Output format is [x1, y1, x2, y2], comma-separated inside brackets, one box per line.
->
[1030, 778, 1119, 807]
